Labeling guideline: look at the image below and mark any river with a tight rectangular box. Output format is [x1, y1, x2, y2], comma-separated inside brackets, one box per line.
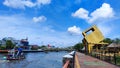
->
[0, 51, 68, 68]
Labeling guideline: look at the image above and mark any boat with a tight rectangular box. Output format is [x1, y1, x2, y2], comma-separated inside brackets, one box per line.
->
[7, 54, 25, 60]
[6, 50, 25, 60]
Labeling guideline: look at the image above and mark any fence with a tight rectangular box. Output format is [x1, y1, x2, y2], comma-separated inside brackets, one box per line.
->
[90, 49, 120, 66]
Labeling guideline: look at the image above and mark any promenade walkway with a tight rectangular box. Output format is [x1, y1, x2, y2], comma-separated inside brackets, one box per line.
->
[75, 52, 119, 68]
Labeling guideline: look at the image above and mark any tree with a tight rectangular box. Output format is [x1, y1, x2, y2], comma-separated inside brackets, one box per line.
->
[74, 43, 84, 51]
[103, 38, 113, 44]
[39, 45, 48, 50]
[113, 38, 120, 44]
[6, 40, 15, 49]
[0, 45, 6, 50]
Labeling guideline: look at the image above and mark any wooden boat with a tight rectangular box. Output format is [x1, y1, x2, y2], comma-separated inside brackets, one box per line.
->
[6, 52, 25, 60]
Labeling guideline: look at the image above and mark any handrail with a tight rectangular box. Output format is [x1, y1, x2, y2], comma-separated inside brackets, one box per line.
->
[75, 53, 80, 68]
[63, 60, 70, 68]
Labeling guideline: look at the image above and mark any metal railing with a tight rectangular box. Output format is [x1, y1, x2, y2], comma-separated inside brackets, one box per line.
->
[90, 50, 120, 66]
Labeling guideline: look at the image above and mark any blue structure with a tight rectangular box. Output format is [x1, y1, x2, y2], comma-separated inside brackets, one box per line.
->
[20, 38, 29, 49]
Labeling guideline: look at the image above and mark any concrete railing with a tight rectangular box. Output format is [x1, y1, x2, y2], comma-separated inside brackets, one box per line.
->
[63, 51, 76, 68]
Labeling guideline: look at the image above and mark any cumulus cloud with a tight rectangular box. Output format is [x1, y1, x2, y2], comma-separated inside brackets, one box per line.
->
[72, 3, 115, 36]
[33, 16, 47, 23]
[68, 26, 81, 35]
[89, 3, 114, 23]
[37, 0, 51, 5]
[0, 15, 81, 47]
[23, 0, 36, 8]
[72, 8, 89, 20]
[3, 0, 51, 9]
[72, 3, 114, 23]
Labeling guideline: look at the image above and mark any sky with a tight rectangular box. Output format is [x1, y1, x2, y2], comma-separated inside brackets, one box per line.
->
[0, 0, 120, 47]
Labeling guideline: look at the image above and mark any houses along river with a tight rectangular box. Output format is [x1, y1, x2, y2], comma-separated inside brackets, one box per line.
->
[0, 51, 68, 68]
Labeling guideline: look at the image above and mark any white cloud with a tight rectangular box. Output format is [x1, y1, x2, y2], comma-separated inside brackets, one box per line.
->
[3, 0, 51, 9]
[3, 0, 25, 9]
[0, 15, 81, 47]
[23, 0, 36, 8]
[72, 3, 115, 36]
[33, 16, 47, 23]
[68, 26, 81, 35]
[72, 8, 89, 20]
[37, 0, 51, 5]
[89, 3, 114, 23]
[72, 3, 114, 23]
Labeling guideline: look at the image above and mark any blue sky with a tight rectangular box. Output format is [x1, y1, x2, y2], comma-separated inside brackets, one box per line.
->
[0, 0, 120, 47]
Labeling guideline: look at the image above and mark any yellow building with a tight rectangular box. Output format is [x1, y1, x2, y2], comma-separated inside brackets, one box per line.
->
[82, 25, 108, 54]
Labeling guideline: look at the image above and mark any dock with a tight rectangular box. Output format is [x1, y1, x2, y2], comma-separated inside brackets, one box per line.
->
[75, 52, 119, 68]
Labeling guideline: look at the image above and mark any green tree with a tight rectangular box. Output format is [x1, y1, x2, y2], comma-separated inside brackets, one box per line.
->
[0, 45, 6, 50]
[38, 45, 48, 50]
[74, 43, 84, 51]
[103, 38, 113, 44]
[113, 38, 120, 44]
[6, 40, 15, 49]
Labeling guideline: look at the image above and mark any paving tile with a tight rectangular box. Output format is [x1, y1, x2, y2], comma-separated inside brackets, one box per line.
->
[76, 52, 119, 68]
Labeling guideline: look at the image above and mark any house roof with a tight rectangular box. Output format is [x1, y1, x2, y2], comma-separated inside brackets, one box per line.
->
[107, 43, 120, 48]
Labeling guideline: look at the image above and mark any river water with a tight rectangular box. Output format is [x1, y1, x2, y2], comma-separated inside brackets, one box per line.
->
[0, 51, 68, 68]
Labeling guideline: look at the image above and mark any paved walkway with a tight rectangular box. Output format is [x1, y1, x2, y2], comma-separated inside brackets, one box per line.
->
[75, 52, 119, 68]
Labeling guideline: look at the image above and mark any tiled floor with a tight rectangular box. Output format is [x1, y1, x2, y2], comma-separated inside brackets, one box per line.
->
[76, 52, 119, 68]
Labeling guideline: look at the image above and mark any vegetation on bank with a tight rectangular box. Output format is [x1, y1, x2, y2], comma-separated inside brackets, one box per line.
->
[0, 40, 15, 50]
[73, 38, 120, 51]
[0, 37, 120, 51]
[73, 43, 84, 51]
[103, 38, 120, 44]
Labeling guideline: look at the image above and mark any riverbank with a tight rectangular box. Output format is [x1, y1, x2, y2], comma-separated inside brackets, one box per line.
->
[0, 49, 73, 53]
[0, 50, 44, 53]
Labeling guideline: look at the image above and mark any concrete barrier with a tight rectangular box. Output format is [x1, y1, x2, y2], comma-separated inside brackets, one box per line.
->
[63, 51, 76, 68]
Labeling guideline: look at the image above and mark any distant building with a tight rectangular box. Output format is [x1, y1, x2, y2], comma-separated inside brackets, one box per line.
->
[107, 43, 120, 53]
[0, 37, 29, 50]
[19, 38, 29, 49]
[47, 44, 55, 48]
[30, 45, 39, 50]
[48, 44, 51, 48]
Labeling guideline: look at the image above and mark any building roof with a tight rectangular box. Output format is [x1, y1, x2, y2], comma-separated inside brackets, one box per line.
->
[107, 43, 120, 48]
